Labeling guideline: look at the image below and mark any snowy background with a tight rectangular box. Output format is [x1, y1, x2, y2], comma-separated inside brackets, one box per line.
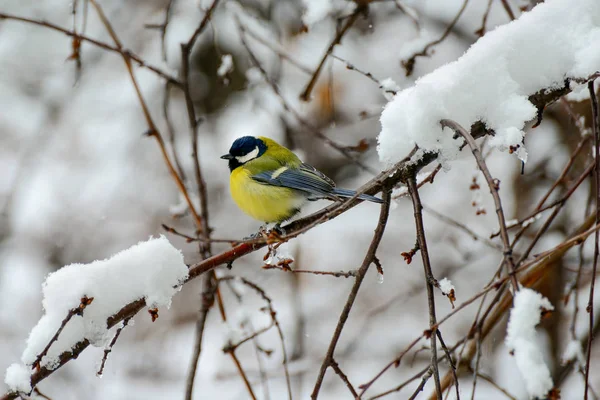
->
[1, 0, 599, 399]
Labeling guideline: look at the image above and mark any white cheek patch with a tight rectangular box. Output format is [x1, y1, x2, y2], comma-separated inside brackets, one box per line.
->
[236, 146, 260, 164]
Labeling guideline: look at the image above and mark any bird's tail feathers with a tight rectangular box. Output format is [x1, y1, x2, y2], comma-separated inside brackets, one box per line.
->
[331, 188, 383, 204]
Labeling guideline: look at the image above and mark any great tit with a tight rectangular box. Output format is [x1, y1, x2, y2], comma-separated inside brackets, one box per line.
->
[221, 136, 382, 224]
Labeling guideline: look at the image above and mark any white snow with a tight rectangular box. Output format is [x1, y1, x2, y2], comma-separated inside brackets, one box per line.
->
[217, 54, 234, 77]
[264, 243, 294, 267]
[4, 364, 31, 393]
[301, 0, 355, 27]
[378, 0, 600, 165]
[379, 78, 400, 101]
[505, 287, 554, 398]
[438, 278, 455, 296]
[15, 236, 187, 371]
[562, 339, 585, 367]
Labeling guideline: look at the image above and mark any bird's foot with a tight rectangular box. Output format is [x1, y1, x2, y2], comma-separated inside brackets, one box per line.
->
[272, 223, 286, 236]
[243, 225, 269, 240]
[244, 224, 285, 241]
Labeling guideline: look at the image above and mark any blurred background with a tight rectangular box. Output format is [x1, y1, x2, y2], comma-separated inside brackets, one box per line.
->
[0, 0, 598, 398]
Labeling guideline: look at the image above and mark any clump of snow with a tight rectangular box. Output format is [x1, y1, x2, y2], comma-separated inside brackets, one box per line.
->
[562, 339, 585, 367]
[245, 67, 263, 85]
[301, 0, 355, 27]
[438, 278, 455, 296]
[265, 243, 294, 267]
[505, 287, 554, 398]
[378, 0, 600, 166]
[217, 54, 234, 77]
[379, 78, 400, 101]
[4, 363, 32, 393]
[15, 236, 187, 371]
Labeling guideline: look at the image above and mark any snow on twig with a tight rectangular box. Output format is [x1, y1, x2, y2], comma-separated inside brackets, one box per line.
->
[379, 0, 600, 166]
[4, 236, 187, 394]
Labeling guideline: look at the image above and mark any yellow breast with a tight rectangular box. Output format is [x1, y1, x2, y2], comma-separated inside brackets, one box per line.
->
[230, 167, 306, 223]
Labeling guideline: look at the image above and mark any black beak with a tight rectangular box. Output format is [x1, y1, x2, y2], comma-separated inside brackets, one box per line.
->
[220, 154, 234, 160]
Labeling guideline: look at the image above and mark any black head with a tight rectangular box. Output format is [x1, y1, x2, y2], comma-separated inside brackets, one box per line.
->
[220, 136, 267, 171]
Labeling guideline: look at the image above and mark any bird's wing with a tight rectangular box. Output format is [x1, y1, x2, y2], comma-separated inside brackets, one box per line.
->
[252, 163, 336, 199]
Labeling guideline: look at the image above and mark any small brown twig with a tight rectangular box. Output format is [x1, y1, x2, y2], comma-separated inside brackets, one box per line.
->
[499, 0, 516, 21]
[144, 0, 175, 62]
[69, 0, 82, 81]
[401, 0, 469, 76]
[331, 54, 393, 95]
[262, 264, 357, 278]
[441, 119, 519, 291]
[475, 0, 494, 37]
[161, 224, 240, 244]
[393, 0, 420, 30]
[408, 368, 434, 400]
[299, 5, 366, 101]
[436, 330, 459, 400]
[406, 175, 442, 399]
[585, 78, 600, 400]
[31, 296, 94, 371]
[311, 187, 391, 399]
[0, 12, 180, 85]
[229, 351, 258, 400]
[32, 388, 53, 400]
[222, 323, 275, 354]
[331, 358, 359, 398]
[97, 317, 131, 376]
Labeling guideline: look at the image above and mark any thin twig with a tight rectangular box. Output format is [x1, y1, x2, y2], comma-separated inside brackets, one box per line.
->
[401, 0, 469, 76]
[31, 296, 93, 371]
[407, 176, 442, 399]
[310, 187, 391, 399]
[330, 358, 359, 398]
[229, 351, 258, 400]
[408, 368, 434, 400]
[97, 317, 131, 376]
[474, 0, 494, 37]
[0, 12, 180, 85]
[436, 330, 459, 400]
[499, 0, 516, 21]
[441, 119, 518, 291]
[300, 5, 366, 101]
[585, 78, 600, 400]
[222, 323, 275, 353]
[262, 264, 357, 278]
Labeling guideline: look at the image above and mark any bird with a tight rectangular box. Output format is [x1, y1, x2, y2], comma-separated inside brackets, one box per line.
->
[220, 136, 382, 225]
